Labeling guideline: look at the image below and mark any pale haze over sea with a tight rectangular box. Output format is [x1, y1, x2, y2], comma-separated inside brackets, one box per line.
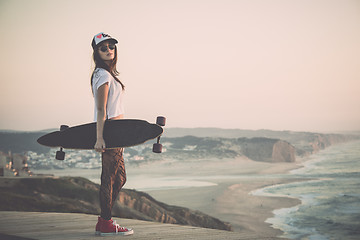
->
[0, 0, 359, 132]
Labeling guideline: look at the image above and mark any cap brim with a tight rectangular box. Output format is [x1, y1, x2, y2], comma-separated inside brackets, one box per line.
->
[92, 38, 118, 49]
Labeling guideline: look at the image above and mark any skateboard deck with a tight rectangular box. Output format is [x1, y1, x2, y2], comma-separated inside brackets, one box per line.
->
[37, 117, 165, 160]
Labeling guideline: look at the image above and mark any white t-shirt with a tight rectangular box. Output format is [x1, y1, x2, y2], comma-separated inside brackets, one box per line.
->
[92, 68, 125, 121]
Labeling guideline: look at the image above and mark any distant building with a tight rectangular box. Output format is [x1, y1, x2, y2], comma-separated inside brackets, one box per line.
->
[0, 152, 6, 176]
[0, 151, 33, 177]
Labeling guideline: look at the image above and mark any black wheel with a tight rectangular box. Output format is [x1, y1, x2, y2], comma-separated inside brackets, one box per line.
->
[60, 125, 69, 131]
[153, 143, 162, 153]
[56, 149, 65, 160]
[156, 116, 166, 126]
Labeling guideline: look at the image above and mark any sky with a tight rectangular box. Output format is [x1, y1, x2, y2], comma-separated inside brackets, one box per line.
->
[0, 0, 359, 132]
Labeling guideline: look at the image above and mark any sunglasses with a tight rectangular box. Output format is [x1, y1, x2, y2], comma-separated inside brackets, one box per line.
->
[98, 44, 115, 52]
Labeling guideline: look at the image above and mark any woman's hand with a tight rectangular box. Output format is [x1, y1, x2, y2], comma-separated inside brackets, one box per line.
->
[94, 138, 106, 152]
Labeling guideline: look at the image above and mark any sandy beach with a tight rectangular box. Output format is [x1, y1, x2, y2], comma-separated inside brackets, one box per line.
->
[133, 157, 305, 238]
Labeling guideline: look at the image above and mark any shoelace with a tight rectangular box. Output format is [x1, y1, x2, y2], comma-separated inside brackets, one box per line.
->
[112, 221, 128, 233]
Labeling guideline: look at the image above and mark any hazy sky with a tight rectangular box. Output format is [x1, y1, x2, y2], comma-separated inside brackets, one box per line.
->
[1, 0, 359, 132]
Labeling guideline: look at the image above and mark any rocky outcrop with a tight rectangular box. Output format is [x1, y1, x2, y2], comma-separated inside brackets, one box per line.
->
[272, 140, 296, 162]
[115, 190, 231, 230]
[307, 133, 353, 153]
[0, 177, 232, 231]
[238, 138, 296, 162]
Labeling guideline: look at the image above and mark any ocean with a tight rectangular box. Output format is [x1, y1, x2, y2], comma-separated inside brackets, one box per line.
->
[254, 140, 360, 240]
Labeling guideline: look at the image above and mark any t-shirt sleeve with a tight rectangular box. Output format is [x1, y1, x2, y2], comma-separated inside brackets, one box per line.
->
[93, 69, 111, 90]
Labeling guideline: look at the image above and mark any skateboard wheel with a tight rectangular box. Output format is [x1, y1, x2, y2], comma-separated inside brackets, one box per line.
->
[153, 143, 162, 153]
[56, 150, 65, 160]
[60, 125, 69, 131]
[156, 116, 166, 126]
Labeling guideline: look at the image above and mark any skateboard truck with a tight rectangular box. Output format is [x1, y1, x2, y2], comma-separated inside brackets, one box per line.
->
[153, 116, 166, 153]
[55, 125, 69, 160]
[56, 147, 65, 160]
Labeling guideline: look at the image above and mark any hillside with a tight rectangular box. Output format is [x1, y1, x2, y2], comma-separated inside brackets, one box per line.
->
[0, 131, 49, 153]
[0, 177, 232, 231]
[161, 136, 297, 162]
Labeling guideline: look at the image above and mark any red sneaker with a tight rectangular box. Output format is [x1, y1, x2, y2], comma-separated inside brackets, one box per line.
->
[99, 217, 134, 236]
[95, 217, 115, 235]
[95, 216, 103, 235]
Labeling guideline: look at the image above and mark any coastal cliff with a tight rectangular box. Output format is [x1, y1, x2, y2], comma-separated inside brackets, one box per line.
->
[158, 132, 358, 163]
[0, 177, 232, 231]
[239, 138, 296, 162]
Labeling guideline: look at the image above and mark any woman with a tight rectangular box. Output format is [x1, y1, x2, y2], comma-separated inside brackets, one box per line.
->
[91, 32, 133, 236]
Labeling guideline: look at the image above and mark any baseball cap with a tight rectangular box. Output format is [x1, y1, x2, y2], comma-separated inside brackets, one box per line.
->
[91, 32, 118, 49]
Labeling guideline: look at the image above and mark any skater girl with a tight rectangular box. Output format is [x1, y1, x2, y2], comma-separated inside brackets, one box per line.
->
[91, 32, 133, 236]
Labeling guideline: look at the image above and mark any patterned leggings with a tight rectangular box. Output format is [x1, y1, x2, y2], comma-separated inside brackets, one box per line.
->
[99, 148, 126, 220]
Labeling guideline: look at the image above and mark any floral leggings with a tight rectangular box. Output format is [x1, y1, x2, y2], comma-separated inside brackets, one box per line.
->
[99, 148, 126, 220]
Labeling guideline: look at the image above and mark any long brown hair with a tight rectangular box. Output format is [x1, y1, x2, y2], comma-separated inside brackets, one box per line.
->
[91, 42, 125, 91]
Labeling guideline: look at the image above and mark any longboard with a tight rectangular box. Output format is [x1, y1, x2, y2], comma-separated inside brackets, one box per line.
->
[37, 117, 166, 160]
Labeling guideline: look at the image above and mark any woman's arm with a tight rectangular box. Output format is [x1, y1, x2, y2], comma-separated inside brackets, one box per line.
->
[94, 83, 109, 152]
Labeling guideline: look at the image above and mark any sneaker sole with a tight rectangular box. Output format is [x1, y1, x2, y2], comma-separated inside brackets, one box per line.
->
[99, 229, 134, 236]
